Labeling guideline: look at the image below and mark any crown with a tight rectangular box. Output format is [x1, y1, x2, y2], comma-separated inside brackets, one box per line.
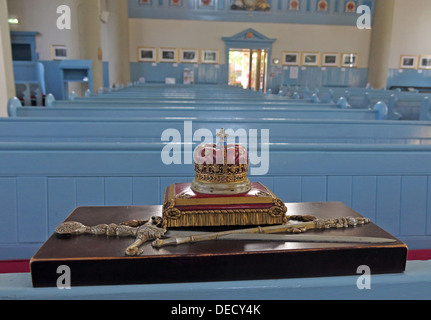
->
[191, 129, 251, 195]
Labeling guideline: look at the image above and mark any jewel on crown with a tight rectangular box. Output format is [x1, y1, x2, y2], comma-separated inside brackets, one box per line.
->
[191, 129, 251, 195]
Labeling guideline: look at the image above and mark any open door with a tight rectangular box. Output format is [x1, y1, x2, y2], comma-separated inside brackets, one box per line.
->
[223, 28, 275, 93]
[228, 49, 268, 92]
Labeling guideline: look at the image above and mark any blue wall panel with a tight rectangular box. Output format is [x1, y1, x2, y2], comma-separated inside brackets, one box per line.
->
[104, 177, 133, 206]
[351, 176, 377, 222]
[130, 62, 225, 85]
[17, 177, 48, 243]
[131, 62, 367, 88]
[428, 177, 431, 236]
[375, 176, 401, 236]
[37, 62, 368, 95]
[0, 178, 17, 244]
[40, 61, 63, 99]
[131, 62, 181, 84]
[76, 177, 105, 207]
[400, 176, 428, 236]
[132, 177, 161, 205]
[327, 176, 352, 207]
[387, 69, 431, 89]
[268, 66, 369, 91]
[47, 178, 76, 233]
[301, 176, 327, 202]
[273, 176, 302, 203]
[197, 64, 224, 84]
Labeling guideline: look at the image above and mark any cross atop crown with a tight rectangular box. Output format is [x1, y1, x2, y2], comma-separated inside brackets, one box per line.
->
[216, 128, 229, 145]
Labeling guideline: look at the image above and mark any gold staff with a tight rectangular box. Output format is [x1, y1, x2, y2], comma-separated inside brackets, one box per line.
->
[152, 216, 371, 248]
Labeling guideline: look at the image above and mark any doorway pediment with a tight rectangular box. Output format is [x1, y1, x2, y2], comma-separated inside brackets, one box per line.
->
[222, 28, 276, 48]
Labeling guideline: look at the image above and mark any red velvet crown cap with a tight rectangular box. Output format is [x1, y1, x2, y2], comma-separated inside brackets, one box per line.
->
[194, 143, 248, 165]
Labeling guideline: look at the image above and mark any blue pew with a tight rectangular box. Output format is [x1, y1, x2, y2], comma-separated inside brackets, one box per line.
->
[95, 83, 266, 99]
[48, 97, 338, 108]
[420, 97, 431, 121]
[53, 83, 333, 105]
[7, 99, 389, 120]
[49, 95, 334, 108]
[1, 117, 431, 144]
[0, 141, 430, 260]
[281, 85, 431, 120]
[320, 87, 430, 120]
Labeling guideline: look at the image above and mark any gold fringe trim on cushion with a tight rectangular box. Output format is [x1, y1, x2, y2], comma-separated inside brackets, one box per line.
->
[163, 199, 288, 228]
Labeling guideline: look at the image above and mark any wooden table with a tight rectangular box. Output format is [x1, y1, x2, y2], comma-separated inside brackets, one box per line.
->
[30, 202, 407, 288]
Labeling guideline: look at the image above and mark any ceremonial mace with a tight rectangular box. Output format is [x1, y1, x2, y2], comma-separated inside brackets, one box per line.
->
[55, 215, 395, 256]
[152, 216, 394, 248]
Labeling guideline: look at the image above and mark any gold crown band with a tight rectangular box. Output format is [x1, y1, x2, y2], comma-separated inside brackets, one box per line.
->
[195, 163, 248, 174]
[195, 171, 249, 184]
[194, 163, 249, 184]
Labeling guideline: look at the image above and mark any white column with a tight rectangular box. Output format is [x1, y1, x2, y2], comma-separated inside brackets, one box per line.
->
[367, 0, 395, 89]
[77, 0, 103, 94]
[0, 0, 15, 117]
[104, 0, 131, 87]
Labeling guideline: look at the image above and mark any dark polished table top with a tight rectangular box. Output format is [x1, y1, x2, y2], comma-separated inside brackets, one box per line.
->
[30, 202, 408, 287]
[33, 202, 406, 259]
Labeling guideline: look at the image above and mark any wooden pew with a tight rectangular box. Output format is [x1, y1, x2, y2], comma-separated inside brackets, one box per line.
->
[420, 97, 431, 121]
[280, 85, 431, 119]
[50, 84, 338, 106]
[47, 95, 340, 109]
[94, 83, 265, 99]
[1, 117, 431, 144]
[8, 98, 389, 120]
[43, 83, 406, 119]
[26, 82, 406, 120]
[309, 86, 431, 120]
[0, 141, 430, 259]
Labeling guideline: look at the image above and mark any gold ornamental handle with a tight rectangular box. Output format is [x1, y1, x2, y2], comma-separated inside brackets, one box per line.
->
[152, 216, 370, 248]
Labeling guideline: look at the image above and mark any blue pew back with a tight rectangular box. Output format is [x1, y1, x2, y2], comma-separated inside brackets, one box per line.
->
[281, 85, 431, 120]
[8, 101, 389, 121]
[1, 117, 431, 144]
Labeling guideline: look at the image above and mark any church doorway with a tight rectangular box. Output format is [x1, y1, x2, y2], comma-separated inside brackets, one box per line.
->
[222, 29, 275, 93]
[228, 49, 268, 92]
